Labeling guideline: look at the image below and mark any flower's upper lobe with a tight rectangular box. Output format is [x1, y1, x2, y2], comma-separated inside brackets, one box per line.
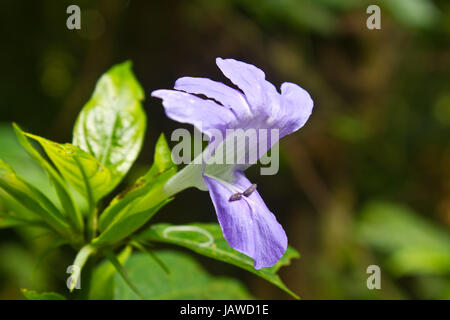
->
[152, 58, 313, 268]
[153, 58, 312, 138]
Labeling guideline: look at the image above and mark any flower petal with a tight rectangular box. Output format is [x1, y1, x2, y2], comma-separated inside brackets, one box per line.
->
[279, 82, 314, 136]
[151, 89, 236, 135]
[203, 172, 287, 269]
[174, 77, 252, 120]
[216, 58, 280, 116]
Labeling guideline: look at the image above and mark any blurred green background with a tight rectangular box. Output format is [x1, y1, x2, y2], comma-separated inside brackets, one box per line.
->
[0, 0, 449, 299]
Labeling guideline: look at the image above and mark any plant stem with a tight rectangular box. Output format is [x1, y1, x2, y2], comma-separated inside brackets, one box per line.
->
[69, 244, 96, 292]
[87, 207, 98, 241]
[163, 161, 206, 197]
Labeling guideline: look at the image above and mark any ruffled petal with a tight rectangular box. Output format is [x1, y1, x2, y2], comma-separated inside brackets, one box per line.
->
[203, 171, 287, 269]
[174, 77, 252, 120]
[151, 89, 237, 136]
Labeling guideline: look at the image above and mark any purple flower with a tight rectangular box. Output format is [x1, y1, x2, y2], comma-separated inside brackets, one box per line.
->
[152, 58, 313, 269]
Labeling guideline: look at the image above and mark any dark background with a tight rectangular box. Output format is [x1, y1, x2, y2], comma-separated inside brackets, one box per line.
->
[0, 0, 449, 299]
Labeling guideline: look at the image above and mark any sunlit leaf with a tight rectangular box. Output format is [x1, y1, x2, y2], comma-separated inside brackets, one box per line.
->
[149, 133, 176, 174]
[21, 288, 66, 300]
[114, 251, 253, 299]
[73, 61, 146, 189]
[134, 223, 300, 298]
[13, 124, 83, 232]
[25, 132, 113, 206]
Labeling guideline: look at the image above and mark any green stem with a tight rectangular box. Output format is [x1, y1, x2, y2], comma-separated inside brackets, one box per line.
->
[87, 207, 98, 241]
[163, 161, 206, 198]
[73, 156, 96, 241]
[69, 244, 96, 292]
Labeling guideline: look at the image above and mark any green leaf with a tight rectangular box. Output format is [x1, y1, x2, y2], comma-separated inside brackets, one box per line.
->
[357, 202, 450, 277]
[13, 124, 83, 233]
[0, 245, 48, 289]
[0, 215, 23, 228]
[98, 133, 176, 231]
[94, 196, 172, 246]
[88, 246, 132, 300]
[25, 132, 113, 206]
[114, 250, 253, 299]
[33, 238, 68, 273]
[149, 133, 176, 174]
[0, 159, 70, 236]
[0, 124, 55, 205]
[105, 249, 145, 299]
[0, 214, 45, 229]
[134, 223, 300, 299]
[73, 61, 146, 189]
[21, 288, 66, 300]
[130, 240, 169, 274]
[94, 134, 177, 246]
